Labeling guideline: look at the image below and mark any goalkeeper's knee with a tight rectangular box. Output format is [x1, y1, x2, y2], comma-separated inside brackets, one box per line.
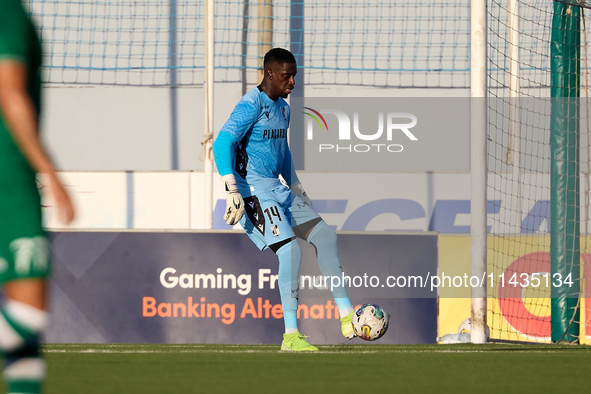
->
[0, 300, 47, 393]
[307, 221, 338, 262]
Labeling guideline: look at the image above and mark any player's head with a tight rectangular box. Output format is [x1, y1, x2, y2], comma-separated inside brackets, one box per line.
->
[262, 48, 297, 100]
[264, 47, 296, 68]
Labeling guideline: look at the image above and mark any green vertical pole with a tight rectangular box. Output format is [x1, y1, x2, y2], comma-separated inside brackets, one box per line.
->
[550, 1, 581, 343]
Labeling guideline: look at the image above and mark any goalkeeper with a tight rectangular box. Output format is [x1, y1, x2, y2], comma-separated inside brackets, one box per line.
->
[0, 0, 75, 393]
[213, 48, 354, 352]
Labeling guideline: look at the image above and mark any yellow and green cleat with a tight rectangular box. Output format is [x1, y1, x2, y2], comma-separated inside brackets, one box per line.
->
[341, 310, 357, 339]
[280, 332, 319, 352]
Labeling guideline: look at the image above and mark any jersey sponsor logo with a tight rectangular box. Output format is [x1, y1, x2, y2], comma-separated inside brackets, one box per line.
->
[244, 196, 265, 235]
[262, 129, 287, 140]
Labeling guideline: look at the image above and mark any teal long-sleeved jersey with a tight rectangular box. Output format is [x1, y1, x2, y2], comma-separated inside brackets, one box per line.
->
[212, 87, 299, 197]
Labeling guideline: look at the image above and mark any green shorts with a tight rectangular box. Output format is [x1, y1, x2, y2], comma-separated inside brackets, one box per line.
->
[0, 176, 49, 284]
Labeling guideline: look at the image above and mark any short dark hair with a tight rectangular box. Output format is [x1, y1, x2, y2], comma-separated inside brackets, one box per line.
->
[263, 48, 296, 66]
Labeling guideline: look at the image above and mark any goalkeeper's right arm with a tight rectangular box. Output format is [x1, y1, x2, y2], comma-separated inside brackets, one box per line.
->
[221, 174, 244, 225]
[212, 132, 244, 225]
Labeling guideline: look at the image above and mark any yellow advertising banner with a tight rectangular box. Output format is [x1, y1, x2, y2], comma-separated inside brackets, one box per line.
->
[439, 235, 590, 345]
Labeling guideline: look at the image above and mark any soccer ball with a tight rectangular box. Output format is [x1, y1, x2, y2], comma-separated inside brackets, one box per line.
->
[351, 304, 390, 341]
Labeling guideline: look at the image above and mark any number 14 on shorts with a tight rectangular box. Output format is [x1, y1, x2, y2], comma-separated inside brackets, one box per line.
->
[264, 206, 282, 224]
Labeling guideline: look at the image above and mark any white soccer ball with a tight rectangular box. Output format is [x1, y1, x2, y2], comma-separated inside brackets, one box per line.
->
[351, 303, 390, 341]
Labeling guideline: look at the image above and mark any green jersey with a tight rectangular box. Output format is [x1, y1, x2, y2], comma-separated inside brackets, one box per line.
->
[0, 0, 47, 283]
[0, 0, 42, 182]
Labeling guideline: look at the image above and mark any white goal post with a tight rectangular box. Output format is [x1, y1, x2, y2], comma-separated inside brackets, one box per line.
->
[470, 0, 488, 344]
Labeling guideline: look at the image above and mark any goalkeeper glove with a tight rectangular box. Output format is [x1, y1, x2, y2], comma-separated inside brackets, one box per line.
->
[223, 175, 245, 225]
[290, 182, 313, 208]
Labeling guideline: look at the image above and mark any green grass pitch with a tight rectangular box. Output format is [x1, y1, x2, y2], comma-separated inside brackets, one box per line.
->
[1, 343, 590, 393]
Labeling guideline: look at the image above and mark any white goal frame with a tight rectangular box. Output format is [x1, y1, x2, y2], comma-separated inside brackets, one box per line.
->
[470, 0, 488, 344]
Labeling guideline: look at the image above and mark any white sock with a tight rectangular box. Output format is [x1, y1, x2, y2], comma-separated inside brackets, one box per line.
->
[285, 328, 298, 334]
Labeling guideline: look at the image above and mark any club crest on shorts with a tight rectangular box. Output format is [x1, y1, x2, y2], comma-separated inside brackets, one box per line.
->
[271, 224, 280, 237]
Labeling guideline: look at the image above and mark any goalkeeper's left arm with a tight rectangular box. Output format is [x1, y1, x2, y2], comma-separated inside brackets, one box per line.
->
[212, 132, 244, 225]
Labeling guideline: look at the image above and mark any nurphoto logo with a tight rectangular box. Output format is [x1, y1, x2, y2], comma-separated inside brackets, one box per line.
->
[303, 107, 418, 153]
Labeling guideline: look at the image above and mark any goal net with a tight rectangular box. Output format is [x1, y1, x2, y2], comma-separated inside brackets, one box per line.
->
[26, 0, 470, 89]
[487, 0, 591, 343]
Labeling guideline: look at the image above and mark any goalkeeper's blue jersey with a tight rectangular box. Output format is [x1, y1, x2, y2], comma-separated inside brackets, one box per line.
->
[214, 87, 295, 197]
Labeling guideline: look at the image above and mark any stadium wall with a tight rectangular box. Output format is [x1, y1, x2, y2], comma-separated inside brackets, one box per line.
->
[38, 170, 591, 344]
[40, 85, 469, 171]
[42, 171, 569, 234]
[45, 231, 438, 345]
[40, 171, 591, 344]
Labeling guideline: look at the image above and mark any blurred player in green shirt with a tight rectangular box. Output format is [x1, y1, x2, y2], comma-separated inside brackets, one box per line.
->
[0, 0, 75, 392]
